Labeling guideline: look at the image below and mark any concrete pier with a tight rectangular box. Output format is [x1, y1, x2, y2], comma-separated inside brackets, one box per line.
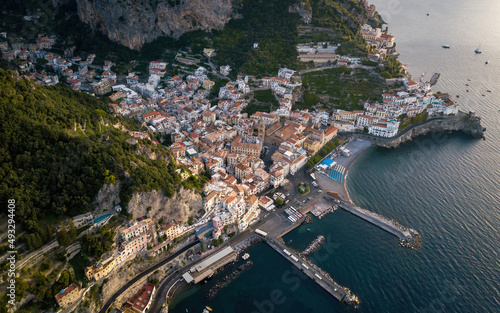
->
[338, 203, 421, 249]
[265, 239, 354, 303]
[256, 212, 359, 305]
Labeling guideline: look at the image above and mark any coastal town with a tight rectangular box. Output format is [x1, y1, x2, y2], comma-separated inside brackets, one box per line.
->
[0, 1, 484, 312]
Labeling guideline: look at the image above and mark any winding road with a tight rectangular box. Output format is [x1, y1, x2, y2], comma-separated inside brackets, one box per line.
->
[98, 240, 198, 313]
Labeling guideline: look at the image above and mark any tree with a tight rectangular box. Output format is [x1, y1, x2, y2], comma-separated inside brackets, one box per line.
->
[16, 277, 28, 299]
[165, 185, 175, 197]
[36, 58, 48, 65]
[58, 230, 69, 246]
[275, 197, 284, 206]
[68, 222, 78, 241]
[380, 71, 392, 79]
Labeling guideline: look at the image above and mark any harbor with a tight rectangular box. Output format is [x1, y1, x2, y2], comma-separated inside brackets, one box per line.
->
[313, 138, 422, 249]
[255, 212, 359, 306]
[265, 238, 359, 305]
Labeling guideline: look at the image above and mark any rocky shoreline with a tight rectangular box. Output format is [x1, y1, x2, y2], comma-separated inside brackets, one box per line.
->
[205, 261, 253, 299]
[363, 111, 485, 149]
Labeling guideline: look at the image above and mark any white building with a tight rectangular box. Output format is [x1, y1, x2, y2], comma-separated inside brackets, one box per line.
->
[368, 120, 400, 137]
[220, 65, 231, 76]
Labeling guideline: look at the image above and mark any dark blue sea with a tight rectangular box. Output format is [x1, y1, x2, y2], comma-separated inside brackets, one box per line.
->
[170, 0, 500, 312]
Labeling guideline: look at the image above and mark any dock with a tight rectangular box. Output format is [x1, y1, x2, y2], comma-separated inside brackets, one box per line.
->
[338, 203, 421, 249]
[265, 238, 358, 304]
[181, 246, 238, 284]
[255, 212, 359, 305]
[430, 72, 441, 86]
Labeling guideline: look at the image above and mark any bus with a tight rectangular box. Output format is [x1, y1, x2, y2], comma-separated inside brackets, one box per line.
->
[255, 229, 267, 237]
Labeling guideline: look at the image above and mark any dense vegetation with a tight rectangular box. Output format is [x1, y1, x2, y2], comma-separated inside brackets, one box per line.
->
[0, 69, 183, 245]
[301, 66, 385, 111]
[212, 0, 300, 74]
[399, 112, 429, 130]
[253, 89, 279, 104]
[382, 55, 406, 78]
[294, 90, 321, 110]
[306, 0, 379, 56]
[306, 141, 338, 168]
[242, 89, 279, 115]
[80, 225, 115, 259]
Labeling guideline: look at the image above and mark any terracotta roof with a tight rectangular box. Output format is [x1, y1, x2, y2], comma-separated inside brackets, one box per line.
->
[55, 283, 77, 301]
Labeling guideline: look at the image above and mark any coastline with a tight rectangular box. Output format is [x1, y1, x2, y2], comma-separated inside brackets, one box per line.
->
[315, 139, 373, 204]
[341, 140, 374, 204]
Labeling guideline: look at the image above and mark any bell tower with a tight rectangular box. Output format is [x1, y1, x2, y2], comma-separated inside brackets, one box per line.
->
[258, 118, 266, 142]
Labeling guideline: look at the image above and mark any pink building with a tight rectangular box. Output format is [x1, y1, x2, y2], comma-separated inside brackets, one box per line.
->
[119, 233, 148, 261]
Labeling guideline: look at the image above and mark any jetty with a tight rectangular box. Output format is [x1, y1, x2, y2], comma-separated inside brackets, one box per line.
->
[430, 72, 440, 85]
[265, 238, 358, 305]
[301, 235, 325, 256]
[338, 203, 421, 249]
[256, 213, 359, 306]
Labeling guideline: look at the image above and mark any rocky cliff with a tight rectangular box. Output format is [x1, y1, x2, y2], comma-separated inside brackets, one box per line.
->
[126, 186, 203, 223]
[76, 0, 234, 50]
[374, 111, 486, 149]
[95, 182, 202, 224]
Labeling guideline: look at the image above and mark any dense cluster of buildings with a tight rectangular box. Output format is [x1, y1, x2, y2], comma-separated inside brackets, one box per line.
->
[332, 79, 459, 137]
[0, 32, 121, 93]
[84, 217, 187, 282]
[103, 64, 345, 243]
[361, 24, 398, 56]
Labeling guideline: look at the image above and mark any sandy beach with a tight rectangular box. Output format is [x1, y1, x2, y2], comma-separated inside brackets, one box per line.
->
[315, 139, 373, 203]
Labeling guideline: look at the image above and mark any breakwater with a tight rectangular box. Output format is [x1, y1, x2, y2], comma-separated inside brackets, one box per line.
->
[257, 213, 360, 306]
[338, 203, 422, 249]
[205, 261, 253, 299]
[301, 235, 325, 256]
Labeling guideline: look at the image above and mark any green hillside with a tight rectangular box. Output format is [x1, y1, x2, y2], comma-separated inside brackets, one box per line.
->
[0, 69, 186, 247]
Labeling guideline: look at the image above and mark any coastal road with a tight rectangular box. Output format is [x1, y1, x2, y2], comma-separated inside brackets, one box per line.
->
[148, 271, 185, 313]
[149, 228, 261, 312]
[147, 163, 330, 312]
[98, 240, 198, 313]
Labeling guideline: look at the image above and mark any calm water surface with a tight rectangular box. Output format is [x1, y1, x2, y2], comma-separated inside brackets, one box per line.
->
[171, 0, 500, 312]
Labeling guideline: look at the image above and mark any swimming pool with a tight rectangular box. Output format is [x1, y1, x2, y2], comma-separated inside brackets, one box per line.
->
[94, 213, 111, 224]
[319, 157, 334, 167]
